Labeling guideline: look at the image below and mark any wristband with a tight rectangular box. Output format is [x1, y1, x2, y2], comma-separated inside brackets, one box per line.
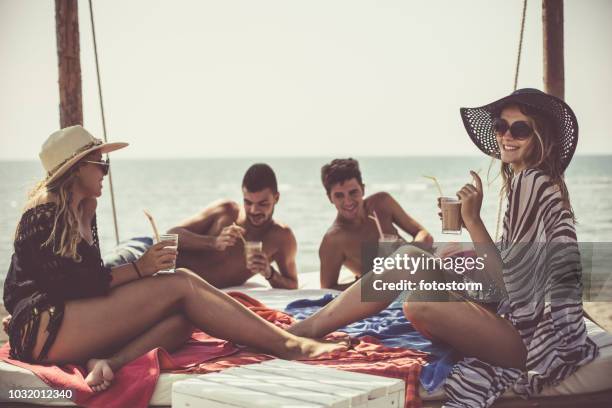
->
[132, 261, 143, 279]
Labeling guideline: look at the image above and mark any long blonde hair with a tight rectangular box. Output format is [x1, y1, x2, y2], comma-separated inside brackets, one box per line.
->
[22, 164, 85, 262]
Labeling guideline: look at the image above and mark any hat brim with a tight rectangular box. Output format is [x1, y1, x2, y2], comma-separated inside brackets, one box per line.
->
[460, 90, 578, 172]
[45, 142, 128, 185]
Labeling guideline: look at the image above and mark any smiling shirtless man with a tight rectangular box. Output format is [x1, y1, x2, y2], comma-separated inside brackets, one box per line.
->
[319, 158, 434, 290]
[168, 163, 298, 289]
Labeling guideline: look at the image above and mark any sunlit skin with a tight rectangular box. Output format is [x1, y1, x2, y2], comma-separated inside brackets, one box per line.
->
[496, 105, 536, 173]
[168, 186, 299, 289]
[75, 151, 105, 199]
[72, 151, 107, 241]
[318, 177, 433, 290]
[241, 188, 284, 280]
[17, 150, 345, 394]
[243, 188, 279, 227]
[291, 159, 528, 370]
[328, 179, 365, 223]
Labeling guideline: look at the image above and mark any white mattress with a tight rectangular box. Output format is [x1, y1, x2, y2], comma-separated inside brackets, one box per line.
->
[1, 271, 611, 405]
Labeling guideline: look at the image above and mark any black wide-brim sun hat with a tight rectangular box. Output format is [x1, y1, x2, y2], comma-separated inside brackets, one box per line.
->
[459, 88, 578, 172]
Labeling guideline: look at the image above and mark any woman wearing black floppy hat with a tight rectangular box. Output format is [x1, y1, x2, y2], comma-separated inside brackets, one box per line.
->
[437, 88, 599, 407]
[288, 89, 598, 407]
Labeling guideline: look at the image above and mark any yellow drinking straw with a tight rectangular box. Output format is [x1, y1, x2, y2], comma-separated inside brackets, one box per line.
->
[423, 175, 444, 197]
[232, 222, 247, 246]
[143, 209, 161, 243]
[368, 211, 384, 240]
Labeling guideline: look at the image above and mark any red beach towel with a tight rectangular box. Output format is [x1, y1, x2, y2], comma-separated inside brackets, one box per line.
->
[1, 292, 427, 408]
[224, 292, 427, 408]
[0, 335, 237, 408]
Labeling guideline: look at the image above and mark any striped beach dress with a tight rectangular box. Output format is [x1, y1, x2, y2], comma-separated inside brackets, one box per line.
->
[442, 168, 599, 408]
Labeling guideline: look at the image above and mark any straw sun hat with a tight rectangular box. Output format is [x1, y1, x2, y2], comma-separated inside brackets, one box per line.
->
[460, 88, 578, 172]
[39, 125, 128, 185]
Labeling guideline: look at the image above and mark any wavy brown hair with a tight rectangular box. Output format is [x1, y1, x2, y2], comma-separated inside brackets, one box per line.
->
[321, 158, 364, 198]
[21, 162, 86, 262]
[496, 103, 575, 222]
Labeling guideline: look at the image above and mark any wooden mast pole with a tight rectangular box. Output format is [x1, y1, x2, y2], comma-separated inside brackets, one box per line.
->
[543, 0, 564, 100]
[54, 0, 122, 244]
[55, 0, 83, 127]
[544, 0, 602, 325]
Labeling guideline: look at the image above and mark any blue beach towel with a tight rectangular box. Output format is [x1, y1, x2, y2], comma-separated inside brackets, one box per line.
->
[285, 294, 459, 393]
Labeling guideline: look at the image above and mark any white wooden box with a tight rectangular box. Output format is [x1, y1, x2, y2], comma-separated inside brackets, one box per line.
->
[172, 359, 405, 408]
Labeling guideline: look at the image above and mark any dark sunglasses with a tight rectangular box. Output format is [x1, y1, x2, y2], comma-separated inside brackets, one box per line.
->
[84, 158, 110, 175]
[492, 118, 534, 140]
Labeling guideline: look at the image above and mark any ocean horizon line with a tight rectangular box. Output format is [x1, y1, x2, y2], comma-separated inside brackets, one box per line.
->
[1, 153, 612, 162]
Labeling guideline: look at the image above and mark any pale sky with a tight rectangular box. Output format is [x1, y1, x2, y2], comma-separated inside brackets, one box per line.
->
[1, 0, 611, 159]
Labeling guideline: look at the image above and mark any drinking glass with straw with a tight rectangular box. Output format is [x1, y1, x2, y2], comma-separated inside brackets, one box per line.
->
[232, 222, 247, 246]
[423, 175, 444, 197]
[424, 175, 463, 234]
[143, 209, 161, 242]
[369, 211, 399, 257]
[143, 209, 178, 273]
[368, 211, 384, 241]
[233, 223, 263, 270]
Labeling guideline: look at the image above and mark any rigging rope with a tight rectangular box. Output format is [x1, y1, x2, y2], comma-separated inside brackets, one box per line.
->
[513, 0, 529, 91]
[495, 0, 528, 242]
[88, 0, 120, 245]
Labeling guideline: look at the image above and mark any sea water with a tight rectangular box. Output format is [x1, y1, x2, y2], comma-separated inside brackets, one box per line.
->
[1, 156, 611, 298]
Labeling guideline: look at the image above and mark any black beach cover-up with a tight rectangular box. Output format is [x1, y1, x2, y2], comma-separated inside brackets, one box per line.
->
[3, 202, 112, 362]
[442, 169, 599, 408]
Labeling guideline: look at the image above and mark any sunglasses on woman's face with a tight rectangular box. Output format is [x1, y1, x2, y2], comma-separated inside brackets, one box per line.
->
[84, 159, 110, 175]
[492, 118, 534, 140]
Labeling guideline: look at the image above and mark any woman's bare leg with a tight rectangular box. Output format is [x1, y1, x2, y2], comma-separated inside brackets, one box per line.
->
[403, 295, 526, 369]
[84, 313, 193, 391]
[287, 241, 526, 369]
[289, 245, 442, 338]
[33, 269, 345, 377]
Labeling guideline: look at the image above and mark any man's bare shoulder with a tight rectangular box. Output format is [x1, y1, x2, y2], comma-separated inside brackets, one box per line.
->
[265, 221, 297, 252]
[365, 191, 394, 206]
[172, 199, 239, 232]
[208, 199, 240, 217]
[267, 221, 296, 240]
[364, 192, 398, 214]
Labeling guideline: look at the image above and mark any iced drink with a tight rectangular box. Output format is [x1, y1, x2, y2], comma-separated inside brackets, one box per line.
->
[440, 197, 462, 234]
[244, 241, 263, 265]
[158, 233, 179, 273]
[378, 233, 399, 258]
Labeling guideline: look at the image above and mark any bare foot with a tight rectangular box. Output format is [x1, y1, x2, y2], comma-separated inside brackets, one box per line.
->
[282, 336, 350, 361]
[2, 315, 11, 335]
[85, 359, 115, 392]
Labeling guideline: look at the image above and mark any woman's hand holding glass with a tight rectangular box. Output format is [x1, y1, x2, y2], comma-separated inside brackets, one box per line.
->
[136, 241, 178, 276]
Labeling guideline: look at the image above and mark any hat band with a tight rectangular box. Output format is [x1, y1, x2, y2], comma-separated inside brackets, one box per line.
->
[46, 139, 104, 178]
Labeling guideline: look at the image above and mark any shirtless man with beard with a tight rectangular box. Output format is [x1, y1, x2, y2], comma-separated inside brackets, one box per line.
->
[168, 163, 298, 289]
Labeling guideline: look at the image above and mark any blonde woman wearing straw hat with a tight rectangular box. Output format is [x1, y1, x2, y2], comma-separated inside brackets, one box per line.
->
[3, 125, 345, 392]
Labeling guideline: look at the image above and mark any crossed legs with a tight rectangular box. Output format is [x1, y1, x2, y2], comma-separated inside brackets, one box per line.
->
[32, 269, 345, 391]
[84, 313, 193, 391]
